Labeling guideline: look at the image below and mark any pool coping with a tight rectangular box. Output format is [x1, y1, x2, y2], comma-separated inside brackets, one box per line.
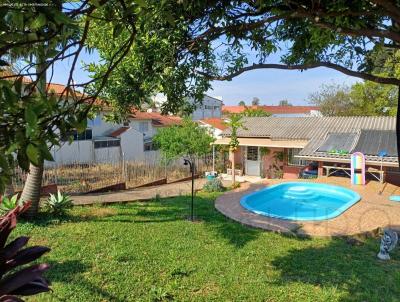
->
[215, 179, 400, 237]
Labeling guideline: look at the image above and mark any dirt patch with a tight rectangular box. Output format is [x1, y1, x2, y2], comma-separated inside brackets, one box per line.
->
[80, 207, 118, 219]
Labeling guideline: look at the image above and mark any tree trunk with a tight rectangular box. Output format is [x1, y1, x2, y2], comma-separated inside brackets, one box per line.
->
[231, 149, 236, 186]
[397, 86, 400, 171]
[20, 162, 43, 217]
[20, 45, 46, 218]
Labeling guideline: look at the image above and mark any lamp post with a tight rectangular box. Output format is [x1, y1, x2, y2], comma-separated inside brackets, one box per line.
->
[183, 158, 195, 221]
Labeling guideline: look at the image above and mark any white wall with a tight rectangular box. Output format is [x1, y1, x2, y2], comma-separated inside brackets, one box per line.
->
[129, 119, 155, 138]
[120, 128, 145, 161]
[47, 140, 94, 166]
[190, 95, 223, 120]
[88, 112, 123, 137]
[94, 146, 121, 163]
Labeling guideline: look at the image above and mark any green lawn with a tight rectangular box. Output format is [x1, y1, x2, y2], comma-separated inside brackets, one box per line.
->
[15, 192, 400, 302]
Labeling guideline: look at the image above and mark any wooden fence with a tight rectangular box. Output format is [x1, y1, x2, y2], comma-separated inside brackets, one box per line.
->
[11, 154, 228, 194]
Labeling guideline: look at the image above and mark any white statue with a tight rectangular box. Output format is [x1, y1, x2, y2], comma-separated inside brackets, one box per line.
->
[377, 229, 398, 260]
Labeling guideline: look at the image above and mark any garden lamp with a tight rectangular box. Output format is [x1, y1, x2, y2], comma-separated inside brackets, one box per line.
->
[183, 158, 195, 221]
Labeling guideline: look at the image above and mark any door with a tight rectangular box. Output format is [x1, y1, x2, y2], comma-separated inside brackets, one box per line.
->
[245, 146, 261, 176]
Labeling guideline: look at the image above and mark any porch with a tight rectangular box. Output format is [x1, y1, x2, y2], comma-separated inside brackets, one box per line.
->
[212, 137, 309, 179]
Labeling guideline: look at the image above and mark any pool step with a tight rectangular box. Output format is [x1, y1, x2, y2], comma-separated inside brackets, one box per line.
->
[283, 189, 320, 200]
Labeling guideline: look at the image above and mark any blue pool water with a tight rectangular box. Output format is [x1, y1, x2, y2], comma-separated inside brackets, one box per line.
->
[240, 182, 361, 221]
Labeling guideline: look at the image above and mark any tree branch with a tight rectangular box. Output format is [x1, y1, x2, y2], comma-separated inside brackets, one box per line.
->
[199, 62, 400, 85]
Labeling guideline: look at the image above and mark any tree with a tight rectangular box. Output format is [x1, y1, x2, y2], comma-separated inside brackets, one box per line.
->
[225, 115, 245, 185]
[152, 118, 215, 163]
[279, 100, 293, 106]
[238, 100, 246, 106]
[242, 108, 271, 117]
[309, 83, 353, 116]
[309, 82, 397, 116]
[251, 97, 260, 106]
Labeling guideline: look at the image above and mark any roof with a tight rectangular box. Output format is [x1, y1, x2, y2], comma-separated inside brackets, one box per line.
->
[220, 116, 398, 164]
[109, 127, 130, 137]
[222, 105, 320, 115]
[200, 118, 228, 130]
[353, 130, 397, 157]
[317, 133, 358, 152]
[130, 111, 182, 127]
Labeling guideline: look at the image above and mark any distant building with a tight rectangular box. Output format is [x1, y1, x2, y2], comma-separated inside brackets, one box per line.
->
[222, 105, 322, 117]
[189, 95, 223, 120]
[198, 118, 228, 139]
[150, 94, 223, 120]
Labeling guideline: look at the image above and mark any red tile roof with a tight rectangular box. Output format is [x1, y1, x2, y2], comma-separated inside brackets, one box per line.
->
[109, 127, 130, 137]
[130, 111, 182, 127]
[200, 118, 228, 130]
[222, 105, 320, 114]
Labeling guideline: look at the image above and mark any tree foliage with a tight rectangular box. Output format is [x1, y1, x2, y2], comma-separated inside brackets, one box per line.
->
[242, 108, 271, 117]
[152, 118, 214, 162]
[238, 100, 246, 106]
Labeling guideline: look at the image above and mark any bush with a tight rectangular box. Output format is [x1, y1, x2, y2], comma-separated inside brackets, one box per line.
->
[0, 194, 22, 216]
[203, 178, 224, 192]
[0, 202, 51, 300]
[46, 191, 73, 215]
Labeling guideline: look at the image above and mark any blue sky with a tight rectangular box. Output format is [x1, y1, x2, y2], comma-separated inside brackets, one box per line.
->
[49, 48, 360, 106]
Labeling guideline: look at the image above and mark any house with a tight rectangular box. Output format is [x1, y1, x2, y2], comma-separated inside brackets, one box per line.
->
[150, 94, 223, 120]
[214, 116, 398, 184]
[222, 105, 322, 117]
[189, 95, 223, 120]
[50, 110, 181, 165]
[198, 118, 228, 139]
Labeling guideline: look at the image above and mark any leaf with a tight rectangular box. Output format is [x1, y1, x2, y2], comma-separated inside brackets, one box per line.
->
[113, 24, 123, 38]
[24, 107, 38, 130]
[135, 0, 147, 7]
[14, 77, 23, 96]
[31, 13, 47, 30]
[26, 144, 40, 166]
[37, 144, 54, 162]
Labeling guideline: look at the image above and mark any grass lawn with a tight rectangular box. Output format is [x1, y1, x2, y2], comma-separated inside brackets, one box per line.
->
[14, 192, 400, 302]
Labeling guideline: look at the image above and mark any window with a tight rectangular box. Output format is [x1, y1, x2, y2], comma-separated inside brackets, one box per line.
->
[205, 105, 213, 110]
[138, 121, 149, 132]
[287, 148, 308, 166]
[247, 146, 259, 161]
[61, 129, 92, 142]
[94, 139, 121, 149]
[213, 106, 220, 110]
[144, 140, 157, 151]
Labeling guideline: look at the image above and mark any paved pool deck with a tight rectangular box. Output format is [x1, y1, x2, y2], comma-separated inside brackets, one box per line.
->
[215, 177, 400, 237]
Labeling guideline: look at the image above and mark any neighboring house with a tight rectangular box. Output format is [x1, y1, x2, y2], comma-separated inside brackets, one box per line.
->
[150, 94, 223, 120]
[47, 94, 181, 165]
[189, 95, 223, 120]
[198, 118, 228, 139]
[214, 116, 398, 184]
[222, 105, 322, 117]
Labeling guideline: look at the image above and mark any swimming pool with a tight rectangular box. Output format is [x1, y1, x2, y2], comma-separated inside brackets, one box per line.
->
[240, 182, 361, 221]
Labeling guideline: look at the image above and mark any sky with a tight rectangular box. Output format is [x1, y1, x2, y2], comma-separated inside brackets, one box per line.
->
[48, 47, 361, 107]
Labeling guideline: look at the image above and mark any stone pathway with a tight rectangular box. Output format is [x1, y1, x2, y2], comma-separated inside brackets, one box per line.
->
[215, 177, 400, 237]
[72, 178, 225, 205]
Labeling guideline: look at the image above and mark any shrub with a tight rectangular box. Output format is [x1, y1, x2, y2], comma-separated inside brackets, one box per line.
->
[46, 191, 73, 215]
[0, 194, 22, 216]
[203, 178, 224, 192]
[0, 202, 51, 300]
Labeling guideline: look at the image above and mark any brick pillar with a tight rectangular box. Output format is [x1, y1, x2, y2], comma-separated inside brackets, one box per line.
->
[318, 161, 324, 177]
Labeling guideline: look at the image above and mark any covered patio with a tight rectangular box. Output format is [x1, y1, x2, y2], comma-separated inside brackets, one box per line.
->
[212, 137, 309, 178]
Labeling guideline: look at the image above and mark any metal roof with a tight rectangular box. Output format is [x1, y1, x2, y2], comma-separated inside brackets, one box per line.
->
[220, 116, 398, 164]
[222, 116, 396, 140]
[353, 130, 397, 157]
[317, 133, 358, 152]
